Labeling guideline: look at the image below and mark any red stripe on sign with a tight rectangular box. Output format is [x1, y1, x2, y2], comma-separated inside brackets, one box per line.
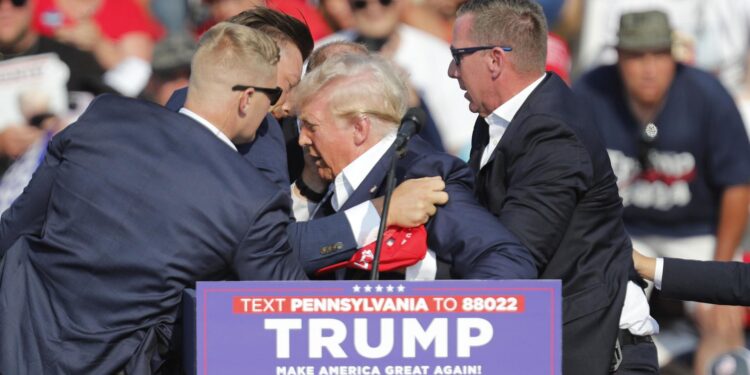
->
[231, 296, 525, 314]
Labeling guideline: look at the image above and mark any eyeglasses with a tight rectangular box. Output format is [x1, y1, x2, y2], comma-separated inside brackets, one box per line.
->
[1, 0, 27, 7]
[231, 85, 283, 106]
[350, 0, 393, 11]
[450, 45, 512, 66]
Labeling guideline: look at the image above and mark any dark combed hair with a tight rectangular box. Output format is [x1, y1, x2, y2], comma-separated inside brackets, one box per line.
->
[227, 7, 314, 61]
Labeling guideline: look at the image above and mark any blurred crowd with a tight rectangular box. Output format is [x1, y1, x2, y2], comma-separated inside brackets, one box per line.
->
[1, 0, 750, 374]
[2, 0, 749, 159]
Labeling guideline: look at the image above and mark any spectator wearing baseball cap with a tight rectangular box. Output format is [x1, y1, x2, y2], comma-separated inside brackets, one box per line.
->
[574, 9, 750, 373]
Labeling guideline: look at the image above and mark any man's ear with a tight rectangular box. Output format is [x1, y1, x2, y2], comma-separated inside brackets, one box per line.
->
[238, 88, 255, 115]
[488, 47, 505, 79]
[352, 114, 370, 146]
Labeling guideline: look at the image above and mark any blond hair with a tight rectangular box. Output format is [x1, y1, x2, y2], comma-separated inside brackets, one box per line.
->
[189, 22, 280, 97]
[294, 54, 408, 136]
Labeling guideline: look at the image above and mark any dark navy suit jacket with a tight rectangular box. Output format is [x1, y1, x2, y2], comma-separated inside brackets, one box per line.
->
[299, 135, 538, 280]
[0, 95, 306, 374]
[165, 87, 360, 269]
[470, 73, 632, 374]
[661, 258, 750, 306]
[166, 86, 290, 193]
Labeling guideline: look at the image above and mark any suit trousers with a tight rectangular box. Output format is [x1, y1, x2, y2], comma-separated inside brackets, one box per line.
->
[614, 339, 659, 375]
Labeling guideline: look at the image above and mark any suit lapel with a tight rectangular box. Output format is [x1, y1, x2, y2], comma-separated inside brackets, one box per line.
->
[339, 150, 393, 211]
[468, 116, 508, 176]
[474, 74, 553, 204]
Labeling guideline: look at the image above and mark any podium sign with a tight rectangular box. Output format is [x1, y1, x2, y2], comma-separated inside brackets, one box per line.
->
[196, 280, 561, 375]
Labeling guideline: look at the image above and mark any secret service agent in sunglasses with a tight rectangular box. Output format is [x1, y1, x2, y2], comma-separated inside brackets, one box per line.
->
[231, 85, 283, 106]
[450, 45, 513, 66]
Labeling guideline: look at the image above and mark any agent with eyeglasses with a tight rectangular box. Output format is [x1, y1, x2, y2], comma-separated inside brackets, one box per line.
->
[0, 23, 310, 374]
[448, 1, 659, 374]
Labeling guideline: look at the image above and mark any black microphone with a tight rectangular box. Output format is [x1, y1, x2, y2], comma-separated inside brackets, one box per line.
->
[392, 108, 425, 155]
[369, 107, 426, 281]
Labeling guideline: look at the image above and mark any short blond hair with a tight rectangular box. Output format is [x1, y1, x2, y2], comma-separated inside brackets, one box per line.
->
[294, 54, 408, 133]
[190, 22, 280, 95]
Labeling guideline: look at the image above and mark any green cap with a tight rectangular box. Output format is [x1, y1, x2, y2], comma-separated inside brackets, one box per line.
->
[617, 10, 672, 52]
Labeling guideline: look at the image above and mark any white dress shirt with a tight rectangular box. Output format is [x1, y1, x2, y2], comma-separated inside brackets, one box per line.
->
[654, 258, 665, 290]
[480, 75, 545, 169]
[329, 132, 397, 247]
[479, 74, 659, 336]
[328, 132, 437, 280]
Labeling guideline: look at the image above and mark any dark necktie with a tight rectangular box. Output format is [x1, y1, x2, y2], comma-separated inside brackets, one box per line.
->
[468, 116, 490, 172]
[311, 189, 336, 219]
[322, 195, 335, 217]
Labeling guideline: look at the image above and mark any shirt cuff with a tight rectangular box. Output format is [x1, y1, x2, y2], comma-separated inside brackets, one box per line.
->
[343, 201, 381, 248]
[405, 250, 437, 281]
[654, 257, 664, 290]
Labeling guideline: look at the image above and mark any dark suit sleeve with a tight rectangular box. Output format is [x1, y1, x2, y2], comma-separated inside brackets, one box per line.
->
[287, 214, 359, 276]
[498, 116, 592, 269]
[411, 154, 537, 279]
[0, 130, 67, 255]
[661, 257, 750, 306]
[232, 190, 308, 280]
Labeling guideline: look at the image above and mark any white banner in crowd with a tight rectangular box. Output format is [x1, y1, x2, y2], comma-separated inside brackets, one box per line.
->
[0, 53, 69, 131]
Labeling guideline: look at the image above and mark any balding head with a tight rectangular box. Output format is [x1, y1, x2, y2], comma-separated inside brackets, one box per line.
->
[307, 41, 369, 73]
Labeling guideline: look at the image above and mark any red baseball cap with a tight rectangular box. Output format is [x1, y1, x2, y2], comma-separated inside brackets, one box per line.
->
[315, 225, 428, 275]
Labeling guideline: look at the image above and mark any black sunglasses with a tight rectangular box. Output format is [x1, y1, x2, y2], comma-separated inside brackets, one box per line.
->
[231, 85, 283, 106]
[2, 0, 27, 7]
[350, 0, 393, 11]
[450, 45, 512, 66]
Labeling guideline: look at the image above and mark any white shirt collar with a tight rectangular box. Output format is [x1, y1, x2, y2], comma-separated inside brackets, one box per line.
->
[485, 74, 546, 127]
[179, 107, 237, 151]
[478, 74, 546, 170]
[331, 132, 397, 211]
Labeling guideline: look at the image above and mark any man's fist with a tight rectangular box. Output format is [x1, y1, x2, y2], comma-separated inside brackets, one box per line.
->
[373, 176, 449, 228]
